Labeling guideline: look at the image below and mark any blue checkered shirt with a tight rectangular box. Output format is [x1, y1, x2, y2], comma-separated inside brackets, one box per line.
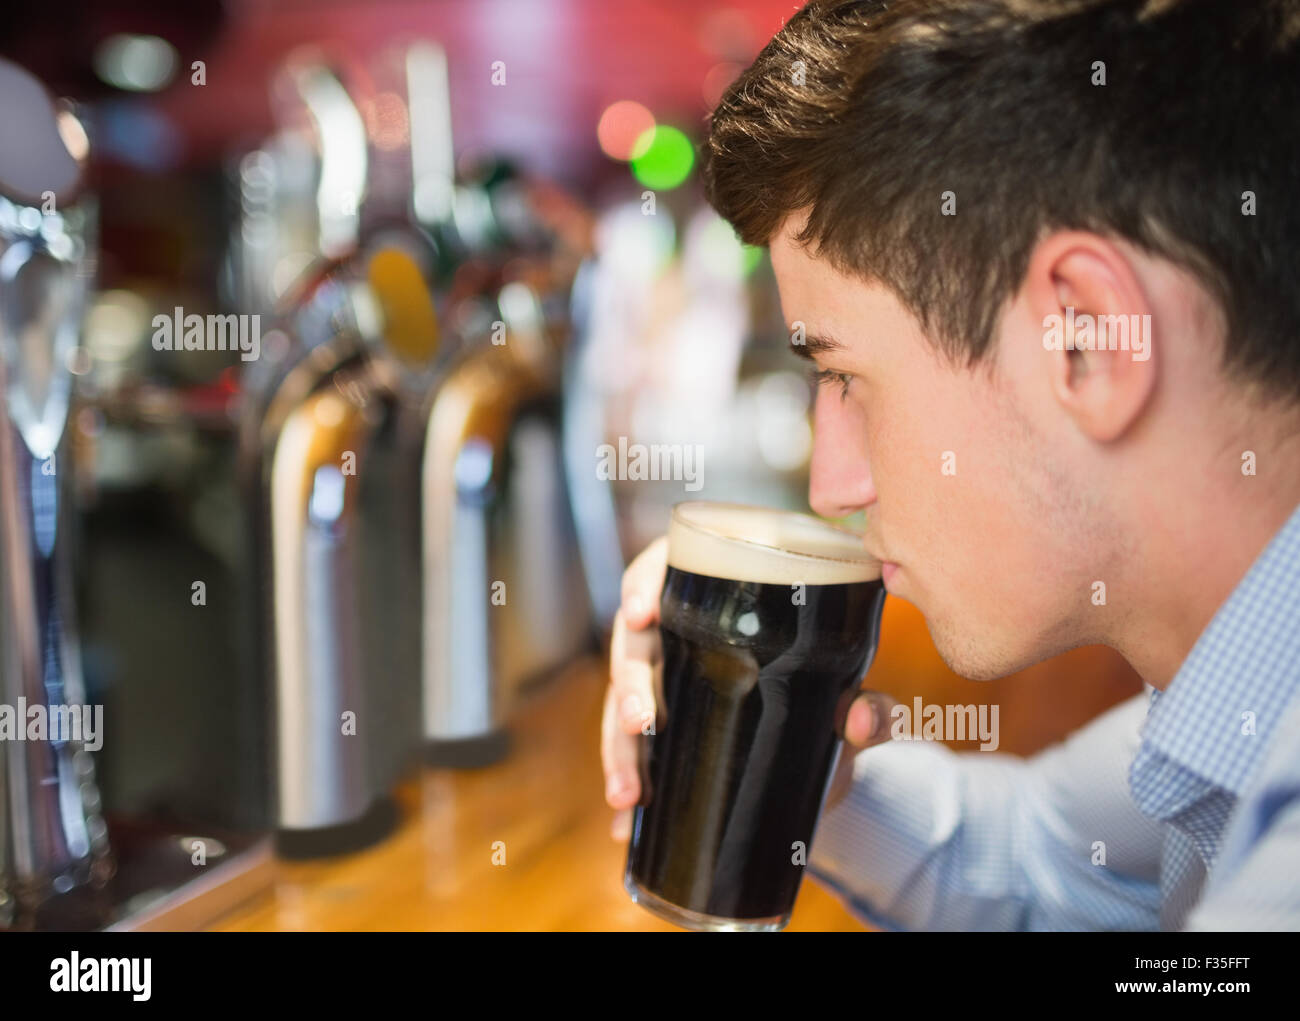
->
[807, 501, 1300, 930]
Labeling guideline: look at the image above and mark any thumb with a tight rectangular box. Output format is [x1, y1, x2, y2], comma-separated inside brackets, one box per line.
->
[835, 689, 896, 749]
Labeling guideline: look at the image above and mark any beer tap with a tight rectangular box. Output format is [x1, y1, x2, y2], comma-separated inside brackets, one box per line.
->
[417, 164, 595, 768]
[243, 50, 453, 857]
[244, 57, 390, 857]
[248, 44, 598, 774]
[0, 59, 111, 929]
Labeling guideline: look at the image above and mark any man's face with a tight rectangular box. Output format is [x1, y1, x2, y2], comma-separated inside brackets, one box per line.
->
[769, 214, 1101, 680]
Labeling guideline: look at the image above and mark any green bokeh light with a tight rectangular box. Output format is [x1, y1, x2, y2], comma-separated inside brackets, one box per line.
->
[630, 125, 695, 190]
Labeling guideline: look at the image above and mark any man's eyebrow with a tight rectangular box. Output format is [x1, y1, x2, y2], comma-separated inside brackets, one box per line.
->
[789, 332, 844, 361]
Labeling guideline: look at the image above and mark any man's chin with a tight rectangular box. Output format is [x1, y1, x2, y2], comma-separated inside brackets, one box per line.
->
[888, 591, 1052, 680]
[925, 618, 1038, 682]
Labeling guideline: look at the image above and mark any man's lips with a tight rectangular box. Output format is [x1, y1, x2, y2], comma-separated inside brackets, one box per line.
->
[857, 528, 892, 584]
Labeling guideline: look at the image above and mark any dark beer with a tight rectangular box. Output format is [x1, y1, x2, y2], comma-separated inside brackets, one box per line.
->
[624, 502, 885, 930]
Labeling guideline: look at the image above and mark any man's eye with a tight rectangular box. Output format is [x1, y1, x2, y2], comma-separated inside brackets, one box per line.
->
[811, 368, 853, 401]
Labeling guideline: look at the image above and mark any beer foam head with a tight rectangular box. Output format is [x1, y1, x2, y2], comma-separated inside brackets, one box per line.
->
[667, 502, 882, 585]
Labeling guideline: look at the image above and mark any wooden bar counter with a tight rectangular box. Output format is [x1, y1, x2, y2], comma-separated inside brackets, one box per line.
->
[205, 655, 871, 932]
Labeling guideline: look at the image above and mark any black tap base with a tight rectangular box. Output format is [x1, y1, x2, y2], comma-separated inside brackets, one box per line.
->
[274, 795, 399, 860]
[424, 729, 511, 769]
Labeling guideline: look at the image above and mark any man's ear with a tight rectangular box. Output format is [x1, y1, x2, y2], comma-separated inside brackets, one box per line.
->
[1025, 231, 1157, 443]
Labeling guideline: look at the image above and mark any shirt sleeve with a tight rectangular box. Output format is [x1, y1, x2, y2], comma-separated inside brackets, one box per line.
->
[806, 690, 1166, 930]
[1182, 692, 1300, 931]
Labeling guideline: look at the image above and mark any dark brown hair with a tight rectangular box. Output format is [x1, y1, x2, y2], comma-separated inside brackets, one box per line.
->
[703, 0, 1300, 397]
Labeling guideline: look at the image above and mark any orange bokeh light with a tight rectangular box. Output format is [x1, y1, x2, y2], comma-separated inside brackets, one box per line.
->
[597, 100, 656, 161]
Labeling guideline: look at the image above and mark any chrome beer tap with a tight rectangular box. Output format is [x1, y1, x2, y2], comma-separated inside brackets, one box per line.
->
[0, 59, 111, 929]
[243, 52, 453, 856]
[243, 57, 397, 857]
[258, 265, 396, 857]
[418, 168, 595, 767]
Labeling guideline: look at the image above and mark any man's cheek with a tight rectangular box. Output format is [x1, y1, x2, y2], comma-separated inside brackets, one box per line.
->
[872, 416, 931, 495]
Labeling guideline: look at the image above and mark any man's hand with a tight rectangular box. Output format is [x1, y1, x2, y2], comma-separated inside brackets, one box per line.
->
[825, 688, 897, 808]
[602, 537, 668, 840]
[601, 536, 895, 840]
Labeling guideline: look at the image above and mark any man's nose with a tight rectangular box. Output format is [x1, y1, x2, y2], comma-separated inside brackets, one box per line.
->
[808, 386, 877, 519]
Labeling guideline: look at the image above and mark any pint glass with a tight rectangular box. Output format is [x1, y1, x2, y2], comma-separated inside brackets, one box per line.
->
[624, 501, 887, 931]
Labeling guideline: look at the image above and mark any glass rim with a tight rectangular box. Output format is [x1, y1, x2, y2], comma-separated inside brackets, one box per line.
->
[668, 499, 880, 570]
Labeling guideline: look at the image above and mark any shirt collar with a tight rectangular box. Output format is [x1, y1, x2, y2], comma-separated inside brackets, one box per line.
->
[1131, 500, 1300, 814]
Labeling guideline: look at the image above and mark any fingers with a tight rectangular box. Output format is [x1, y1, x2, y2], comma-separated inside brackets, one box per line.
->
[837, 689, 896, 749]
[603, 538, 670, 840]
[602, 621, 643, 815]
[620, 536, 668, 629]
[611, 808, 631, 841]
[602, 609, 661, 826]
[610, 609, 660, 736]
[615, 537, 666, 736]
[826, 689, 896, 809]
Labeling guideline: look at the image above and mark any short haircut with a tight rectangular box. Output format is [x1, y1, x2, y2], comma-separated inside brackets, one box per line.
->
[703, 0, 1300, 399]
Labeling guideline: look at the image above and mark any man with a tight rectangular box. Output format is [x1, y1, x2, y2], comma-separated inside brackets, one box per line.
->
[601, 0, 1300, 930]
